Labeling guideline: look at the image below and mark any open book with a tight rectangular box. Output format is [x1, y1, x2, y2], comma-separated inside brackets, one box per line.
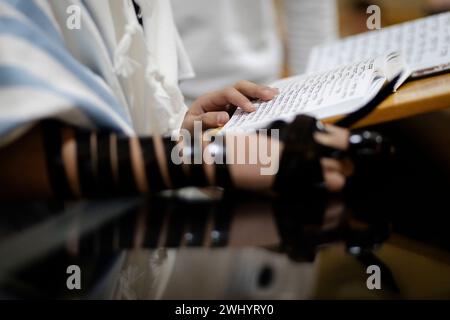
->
[223, 52, 405, 132]
[224, 13, 450, 132]
[307, 12, 450, 78]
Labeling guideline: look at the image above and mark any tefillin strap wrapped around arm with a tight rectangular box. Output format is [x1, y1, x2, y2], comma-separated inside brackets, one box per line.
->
[272, 115, 325, 194]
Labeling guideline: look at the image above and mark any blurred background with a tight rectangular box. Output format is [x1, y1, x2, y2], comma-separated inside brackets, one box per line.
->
[338, 0, 450, 36]
[172, 0, 450, 104]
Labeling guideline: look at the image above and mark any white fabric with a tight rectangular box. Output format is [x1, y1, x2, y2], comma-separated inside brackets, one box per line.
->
[0, 0, 130, 145]
[0, 34, 122, 118]
[171, 0, 338, 103]
[50, 0, 194, 135]
[0, 87, 91, 126]
[172, 0, 283, 104]
[0, 0, 194, 145]
[283, 0, 338, 74]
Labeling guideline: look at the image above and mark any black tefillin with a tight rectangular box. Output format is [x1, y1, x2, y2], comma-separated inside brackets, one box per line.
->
[269, 73, 400, 197]
[239, 71, 401, 263]
[268, 74, 399, 261]
[269, 75, 400, 205]
[41, 121, 73, 199]
[96, 133, 117, 197]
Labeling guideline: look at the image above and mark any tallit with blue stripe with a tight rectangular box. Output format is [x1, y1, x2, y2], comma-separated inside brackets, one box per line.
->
[0, 0, 134, 144]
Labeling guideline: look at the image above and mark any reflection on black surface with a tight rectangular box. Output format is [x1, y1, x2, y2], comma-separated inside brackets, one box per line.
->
[0, 165, 449, 299]
[0, 190, 392, 298]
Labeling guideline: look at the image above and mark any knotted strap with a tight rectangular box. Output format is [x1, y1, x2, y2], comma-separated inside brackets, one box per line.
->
[272, 115, 324, 194]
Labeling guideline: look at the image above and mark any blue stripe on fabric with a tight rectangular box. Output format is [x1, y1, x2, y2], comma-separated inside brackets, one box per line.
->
[0, 16, 130, 124]
[0, 65, 128, 135]
[2, 0, 63, 45]
[0, 119, 23, 139]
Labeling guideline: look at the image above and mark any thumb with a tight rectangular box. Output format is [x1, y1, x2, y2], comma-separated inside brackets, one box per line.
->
[198, 111, 230, 130]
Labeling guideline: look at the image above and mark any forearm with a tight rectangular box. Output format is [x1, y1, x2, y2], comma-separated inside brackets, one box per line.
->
[0, 123, 278, 200]
[0, 125, 53, 199]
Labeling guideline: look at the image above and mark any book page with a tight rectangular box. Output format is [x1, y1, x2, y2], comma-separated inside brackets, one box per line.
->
[306, 12, 450, 76]
[223, 58, 379, 132]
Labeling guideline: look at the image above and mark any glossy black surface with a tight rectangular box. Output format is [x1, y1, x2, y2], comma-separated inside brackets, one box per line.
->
[1, 129, 450, 299]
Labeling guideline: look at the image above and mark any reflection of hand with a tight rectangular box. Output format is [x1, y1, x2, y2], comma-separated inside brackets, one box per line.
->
[183, 80, 279, 132]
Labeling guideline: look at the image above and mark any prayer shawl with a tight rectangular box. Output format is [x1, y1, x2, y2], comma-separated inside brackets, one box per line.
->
[0, 0, 194, 145]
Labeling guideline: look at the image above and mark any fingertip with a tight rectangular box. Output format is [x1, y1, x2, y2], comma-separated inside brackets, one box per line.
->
[242, 101, 256, 112]
[217, 112, 230, 126]
[261, 87, 279, 100]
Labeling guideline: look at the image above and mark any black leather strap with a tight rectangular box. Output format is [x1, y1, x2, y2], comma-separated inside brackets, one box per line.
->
[116, 137, 138, 195]
[163, 138, 189, 189]
[273, 115, 324, 194]
[96, 133, 116, 197]
[189, 135, 209, 187]
[140, 137, 167, 193]
[41, 121, 73, 199]
[211, 137, 234, 189]
[75, 130, 97, 197]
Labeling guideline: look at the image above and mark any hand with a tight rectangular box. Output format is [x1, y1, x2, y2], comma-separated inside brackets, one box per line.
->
[182, 80, 279, 132]
[314, 125, 354, 192]
[218, 124, 353, 194]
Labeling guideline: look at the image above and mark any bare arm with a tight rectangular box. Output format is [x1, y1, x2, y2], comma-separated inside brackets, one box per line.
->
[0, 81, 350, 200]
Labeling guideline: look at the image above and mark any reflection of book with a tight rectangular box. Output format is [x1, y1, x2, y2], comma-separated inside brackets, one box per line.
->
[224, 13, 450, 132]
[224, 52, 405, 132]
[306, 12, 450, 78]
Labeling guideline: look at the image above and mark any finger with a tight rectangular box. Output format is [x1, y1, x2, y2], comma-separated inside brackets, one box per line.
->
[197, 111, 230, 129]
[181, 114, 195, 133]
[234, 80, 279, 101]
[314, 126, 350, 150]
[209, 87, 257, 113]
[321, 158, 343, 172]
[191, 92, 234, 114]
[322, 158, 354, 178]
[323, 170, 346, 192]
[341, 158, 355, 177]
